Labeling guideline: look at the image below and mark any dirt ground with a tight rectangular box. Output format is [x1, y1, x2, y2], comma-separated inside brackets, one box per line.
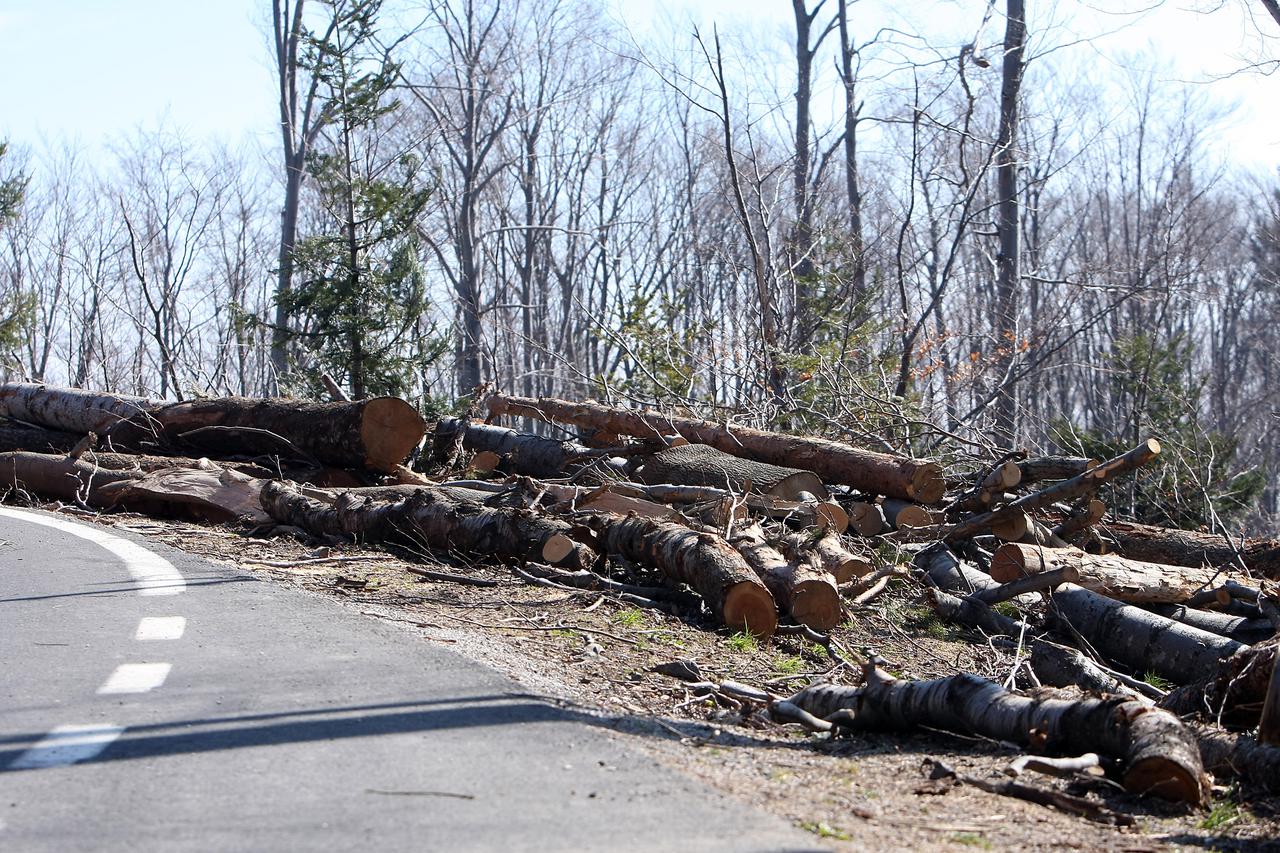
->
[79, 509, 1280, 852]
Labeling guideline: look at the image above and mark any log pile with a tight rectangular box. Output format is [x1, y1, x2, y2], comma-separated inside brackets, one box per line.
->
[5, 382, 1280, 816]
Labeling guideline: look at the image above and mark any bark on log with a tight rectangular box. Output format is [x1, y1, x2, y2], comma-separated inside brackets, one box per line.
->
[1101, 519, 1280, 579]
[0, 382, 154, 433]
[947, 440, 1160, 541]
[928, 588, 1024, 636]
[787, 669, 1207, 803]
[259, 480, 597, 570]
[486, 394, 945, 503]
[1053, 499, 1106, 541]
[1194, 726, 1280, 793]
[779, 532, 871, 584]
[992, 542, 1234, 605]
[0, 417, 81, 454]
[633, 442, 828, 500]
[1019, 456, 1099, 484]
[1160, 640, 1279, 728]
[973, 566, 1080, 604]
[882, 498, 943, 530]
[431, 417, 597, 478]
[733, 525, 841, 632]
[0, 450, 141, 505]
[593, 515, 777, 637]
[1146, 604, 1274, 645]
[1048, 583, 1244, 684]
[114, 396, 426, 473]
[1260, 652, 1280, 746]
[1030, 640, 1149, 701]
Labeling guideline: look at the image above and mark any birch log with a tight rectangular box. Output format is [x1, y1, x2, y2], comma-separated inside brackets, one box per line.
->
[991, 543, 1233, 605]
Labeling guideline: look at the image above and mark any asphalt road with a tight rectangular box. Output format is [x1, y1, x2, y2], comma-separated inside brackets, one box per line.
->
[0, 507, 818, 852]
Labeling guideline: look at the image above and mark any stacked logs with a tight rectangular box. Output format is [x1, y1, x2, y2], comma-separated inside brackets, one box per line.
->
[4, 383, 1280, 807]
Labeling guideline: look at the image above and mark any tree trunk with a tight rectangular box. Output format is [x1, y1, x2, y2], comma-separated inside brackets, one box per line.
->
[1031, 640, 1149, 702]
[0, 450, 141, 505]
[633, 442, 828, 500]
[1018, 456, 1099, 484]
[486, 394, 945, 503]
[733, 525, 841, 632]
[991, 543, 1234, 605]
[1160, 639, 1279, 729]
[1101, 519, 1280, 578]
[0, 417, 81, 454]
[779, 532, 871, 584]
[786, 669, 1207, 804]
[432, 417, 597, 478]
[1048, 583, 1244, 684]
[0, 383, 154, 433]
[259, 480, 597, 570]
[1146, 604, 1274, 645]
[1194, 726, 1280, 793]
[593, 515, 777, 637]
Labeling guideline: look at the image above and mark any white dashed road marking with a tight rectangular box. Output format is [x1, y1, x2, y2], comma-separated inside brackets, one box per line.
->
[0, 506, 185, 595]
[135, 616, 186, 640]
[8, 724, 125, 770]
[97, 663, 172, 695]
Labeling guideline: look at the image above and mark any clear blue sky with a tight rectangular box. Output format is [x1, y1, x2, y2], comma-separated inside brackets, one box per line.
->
[1, 0, 1276, 170]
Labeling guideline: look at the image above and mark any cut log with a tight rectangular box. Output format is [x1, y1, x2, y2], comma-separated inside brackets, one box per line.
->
[258, 480, 597, 570]
[992, 543, 1235, 605]
[592, 515, 777, 637]
[928, 588, 1025, 636]
[1048, 583, 1244, 684]
[112, 395, 427, 473]
[1194, 726, 1280, 793]
[1101, 519, 1280, 579]
[779, 532, 871, 584]
[0, 417, 82, 454]
[846, 501, 886, 536]
[990, 510, 1033, 542]
[947, 440, 1160, 541]
[786, 668, 1207, 803]
[431, 417, 597, 478]
[733, 525, 841, 632]
[633, 442, 828, 500]
[1053, 499, 1106, 541]
[881, 498, 942, 530]
[1030, 640, 1151, 702]
[0, 382, 154, 433]
[1019, 456, 1099, 484]
[0, 450, 141, 505]
[1159, 639, 1278, 728]
[972, 565, 1080, 604]
[1146, 604, 1274, 645]
[486, 394, 945, 503]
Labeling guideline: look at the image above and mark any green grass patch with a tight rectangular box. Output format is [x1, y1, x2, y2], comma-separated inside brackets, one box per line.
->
[1143, 670, 1174, 691]
[1200, 798, 1240, 831]
[611, 608, 645, 628]
[774, 655, 804, 674]
[951, 832, 992, 849]
[725, 631, 759, 654]
[898, 604, 951, 640]
[799, 822, 851, 841]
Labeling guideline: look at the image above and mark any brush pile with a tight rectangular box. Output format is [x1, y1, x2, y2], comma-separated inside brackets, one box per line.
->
[4, 382, 1279, 821]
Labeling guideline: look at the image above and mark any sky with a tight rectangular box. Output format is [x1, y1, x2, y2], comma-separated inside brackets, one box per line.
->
[0, 0, 1276, 170]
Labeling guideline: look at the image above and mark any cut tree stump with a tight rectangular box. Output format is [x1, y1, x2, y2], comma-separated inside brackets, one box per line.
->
[593, 515, 777, 638]
[786, 667, 1207, 803]
[259, 480, 597, 570]
[486, 394, 945, 503]
[991, 542, 1235, 605]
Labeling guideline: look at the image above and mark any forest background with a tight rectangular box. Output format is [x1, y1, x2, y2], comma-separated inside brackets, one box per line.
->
[1, 0, 1279, 533]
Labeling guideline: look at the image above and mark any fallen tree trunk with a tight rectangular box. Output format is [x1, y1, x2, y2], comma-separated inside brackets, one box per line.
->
[1018, 456, 1099, 484]
[0, 450, 141, 505]
[431, 417, 600, 478]
[1194, 726, 1280, 793]
[591, 515, 777, 638]
[633, 442, 828, 501]
[991, 543, 1232, 605]
[0, 383, 154, 433]
[486, 394, 945, 503]
[116, 396, 427, 473]
[0, 417, 82, 454]
[1048, 583, 1244, 684]
[947, 440, 1161, 542]
[1030, 640, 1151, 702]
[259, 480, 597, 570]
[786, 668, 1207, 803]
[1101, 519, 1280, 579]
[732, 525, 841, 632]
[1146, 604, 1274, 645]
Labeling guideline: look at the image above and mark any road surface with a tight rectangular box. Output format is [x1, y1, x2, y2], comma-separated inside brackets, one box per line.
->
[0, 507, 817, 852]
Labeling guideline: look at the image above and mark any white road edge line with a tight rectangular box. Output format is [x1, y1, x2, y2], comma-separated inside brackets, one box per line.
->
[135, 616, 186, 640]
[0, 506, 185, 595]
[8, 724, 125, 770]
[97, 663, 172, 695]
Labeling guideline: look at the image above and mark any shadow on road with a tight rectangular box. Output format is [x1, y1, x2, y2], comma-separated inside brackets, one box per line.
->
[0, 693, 586, 770]
[0, 574, 255, 603]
